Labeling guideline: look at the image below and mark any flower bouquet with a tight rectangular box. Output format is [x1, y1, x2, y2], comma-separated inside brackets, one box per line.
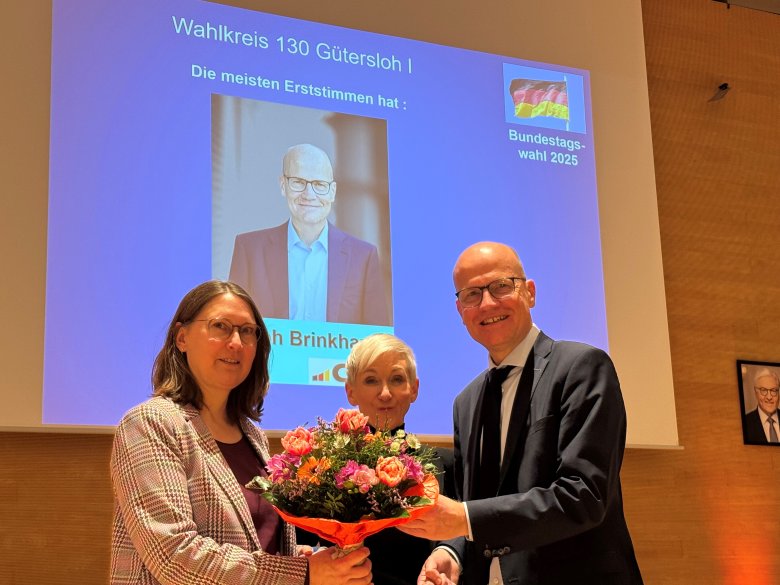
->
[246, 408, 439, 553]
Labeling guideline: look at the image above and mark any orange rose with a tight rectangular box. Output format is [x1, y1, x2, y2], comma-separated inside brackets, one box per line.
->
[336, 408, 369, 434]
[281, 427, 314, 456]
[376, 456, 406, 487]
[363, 431, 381, 443]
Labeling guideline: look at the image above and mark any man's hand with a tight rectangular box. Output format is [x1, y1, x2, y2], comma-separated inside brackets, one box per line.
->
[398, 495, 469, 540]
[416, 549, 460, 585]
[308, 545, 372, 585]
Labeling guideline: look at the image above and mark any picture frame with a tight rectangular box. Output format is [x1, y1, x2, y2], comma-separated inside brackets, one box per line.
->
[737, 359, 780, 446]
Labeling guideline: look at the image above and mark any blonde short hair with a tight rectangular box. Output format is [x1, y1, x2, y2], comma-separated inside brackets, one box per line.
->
[346, 333, 417, 385]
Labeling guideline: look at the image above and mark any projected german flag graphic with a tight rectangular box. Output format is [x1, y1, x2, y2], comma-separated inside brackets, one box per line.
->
[509, 78, 569, 120]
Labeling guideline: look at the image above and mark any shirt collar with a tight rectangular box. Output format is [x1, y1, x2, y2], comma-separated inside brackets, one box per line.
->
[489, 323, 540, 369]
[287, 220, 329, 252]
[368, 422, 405, 435]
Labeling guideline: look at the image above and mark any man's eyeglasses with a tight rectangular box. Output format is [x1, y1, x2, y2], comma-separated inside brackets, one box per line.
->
[284, 175, 334, 196]
[455, 277, 526, 308]
[755, 386, 780, 397]
[188, 318, 262, 346]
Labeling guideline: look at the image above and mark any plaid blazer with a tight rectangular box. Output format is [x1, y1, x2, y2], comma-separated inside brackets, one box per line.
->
[110, 396, 307, 585]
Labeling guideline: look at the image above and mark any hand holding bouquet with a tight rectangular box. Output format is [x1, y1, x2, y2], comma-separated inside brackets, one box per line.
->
[247, 408, 439, 550]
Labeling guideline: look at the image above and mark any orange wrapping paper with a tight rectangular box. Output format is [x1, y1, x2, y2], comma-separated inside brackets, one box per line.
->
[275, 473, 439, 548]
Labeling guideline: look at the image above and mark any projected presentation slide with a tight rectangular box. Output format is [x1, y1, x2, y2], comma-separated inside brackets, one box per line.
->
[44, 0, 604, 433]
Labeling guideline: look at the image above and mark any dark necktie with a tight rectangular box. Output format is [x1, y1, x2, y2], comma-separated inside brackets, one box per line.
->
[476, 365, 513, 499]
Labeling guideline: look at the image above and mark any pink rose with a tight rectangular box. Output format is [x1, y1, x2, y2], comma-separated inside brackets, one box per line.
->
[352, 466, 379, 493]
[335, 408, 369, 434]
[335, 460, 361, 488]
[376, 456, 407, 487]
[281, 427, 314, 456]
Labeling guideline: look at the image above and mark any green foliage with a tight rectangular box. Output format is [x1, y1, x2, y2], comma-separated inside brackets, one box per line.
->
[247, 412, 439, 523]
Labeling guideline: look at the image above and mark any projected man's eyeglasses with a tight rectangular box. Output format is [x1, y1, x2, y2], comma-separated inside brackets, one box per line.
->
[755, 387, 780, 397]
[284, 175, 334, 196]
[187, 318, 261, 346]
[455, 277, 526, 308]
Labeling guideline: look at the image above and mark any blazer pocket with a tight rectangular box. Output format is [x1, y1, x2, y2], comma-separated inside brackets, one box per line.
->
[517, 415, 558, 489]
[528, 414, 555, 436]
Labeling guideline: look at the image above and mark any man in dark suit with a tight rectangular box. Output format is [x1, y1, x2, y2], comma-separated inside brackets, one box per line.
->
[742, 367, 780, 444]
[229, 144, 390, 326]
[400, 242, 643, 585]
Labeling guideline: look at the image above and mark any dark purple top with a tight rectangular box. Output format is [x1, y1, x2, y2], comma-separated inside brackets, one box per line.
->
[216, 435, 281, 555]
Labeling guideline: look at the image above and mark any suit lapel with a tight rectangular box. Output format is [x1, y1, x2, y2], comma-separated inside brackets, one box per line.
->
[184, 405, 261, 550]
[241, 419, 272, 466]
[499, 333, 552, 489]
[268, 222, 289, 318]
[466, 371, 490, 500]
[326, 224, 348, 322]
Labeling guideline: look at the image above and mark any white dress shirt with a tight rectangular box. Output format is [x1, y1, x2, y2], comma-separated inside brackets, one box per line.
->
[464, 324, 540, 585]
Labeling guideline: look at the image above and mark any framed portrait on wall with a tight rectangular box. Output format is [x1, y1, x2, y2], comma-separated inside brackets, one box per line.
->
[737, 359, 780, 446]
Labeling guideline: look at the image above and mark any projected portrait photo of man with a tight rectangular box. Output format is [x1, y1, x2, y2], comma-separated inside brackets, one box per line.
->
[211, 97, 393, 327]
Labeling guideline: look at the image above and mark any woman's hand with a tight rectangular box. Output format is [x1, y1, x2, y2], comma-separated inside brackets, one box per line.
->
[308, 546, 372, 585]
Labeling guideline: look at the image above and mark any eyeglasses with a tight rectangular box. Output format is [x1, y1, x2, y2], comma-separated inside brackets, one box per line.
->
[455, 277, 526, 308]
[755, 386, 780, 397]
[284, 175, 334, 196]
[188, 318, 261, 346]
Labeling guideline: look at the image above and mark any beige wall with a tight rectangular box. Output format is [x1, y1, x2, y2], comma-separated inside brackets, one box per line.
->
[2, 1, 780, 584]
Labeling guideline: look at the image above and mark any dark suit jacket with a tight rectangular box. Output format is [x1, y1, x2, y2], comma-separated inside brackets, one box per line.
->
[229, 221, 390, 325]
[446, 331, 643, 585]
[743, 408, 772, 443]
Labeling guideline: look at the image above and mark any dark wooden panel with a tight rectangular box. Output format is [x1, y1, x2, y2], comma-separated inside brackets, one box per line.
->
[0, 433, 113, 585]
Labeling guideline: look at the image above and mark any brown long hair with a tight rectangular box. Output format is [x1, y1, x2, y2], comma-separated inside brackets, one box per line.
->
[151, 280, 271, 423]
